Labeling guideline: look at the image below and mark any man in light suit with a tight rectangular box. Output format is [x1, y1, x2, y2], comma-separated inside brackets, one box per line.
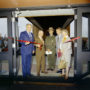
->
[56, 27, 63, 72]
[20, 24, 35, 77]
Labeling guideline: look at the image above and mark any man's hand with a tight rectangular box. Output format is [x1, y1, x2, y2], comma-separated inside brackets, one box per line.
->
[57, 49, 60, 52]
[47, 49, 51, 52]
[25, 42, 30, 45]
[32, 50, 35, 54]
[36, 44, 41, 48]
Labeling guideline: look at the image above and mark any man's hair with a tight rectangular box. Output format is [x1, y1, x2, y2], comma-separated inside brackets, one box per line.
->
[26, 24, 31, 26]
[38, 30, 44, 33]
[48, 27, 54, 31]
[56, 27, 62, 30]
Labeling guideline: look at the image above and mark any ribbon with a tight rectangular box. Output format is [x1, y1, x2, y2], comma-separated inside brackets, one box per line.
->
[65, 36, 80, 43]
[8, 37, 42, 50]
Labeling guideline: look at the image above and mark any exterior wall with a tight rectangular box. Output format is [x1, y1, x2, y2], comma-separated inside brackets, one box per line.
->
[0, 0, 90, 8]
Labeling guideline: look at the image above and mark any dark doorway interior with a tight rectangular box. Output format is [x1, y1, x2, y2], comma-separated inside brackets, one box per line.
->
[17, 15, 75, 77]
[27, 16, 74, 30]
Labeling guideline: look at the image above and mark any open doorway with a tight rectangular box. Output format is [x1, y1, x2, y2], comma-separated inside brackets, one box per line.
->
[15, 9, 75, 78]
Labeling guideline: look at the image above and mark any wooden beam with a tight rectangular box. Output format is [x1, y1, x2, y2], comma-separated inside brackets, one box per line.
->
[26, 17, 43, 30]
[62, 17, 74, 28]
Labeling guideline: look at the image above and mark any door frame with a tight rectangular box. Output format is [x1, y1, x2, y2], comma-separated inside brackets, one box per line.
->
[14, 9, 75, 77]
[0, 12, 13, 76]
[74, 7, 90, 77]
[12, 12, 20, 76]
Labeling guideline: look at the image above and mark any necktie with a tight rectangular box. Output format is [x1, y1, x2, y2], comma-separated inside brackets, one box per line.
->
[28, 32, 32, 37]
[29, 32, 32, 40]
[58, 36, 60, 44]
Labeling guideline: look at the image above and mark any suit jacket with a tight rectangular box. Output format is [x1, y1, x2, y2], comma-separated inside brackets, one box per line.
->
[20, 31, 34, 55]
[35, 37, 45, 56]
[45, 35, 56, 54]
[56, 34, 63, 53]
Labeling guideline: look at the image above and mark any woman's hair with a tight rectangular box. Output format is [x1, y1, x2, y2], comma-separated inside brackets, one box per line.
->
[62, 29, 69, 35]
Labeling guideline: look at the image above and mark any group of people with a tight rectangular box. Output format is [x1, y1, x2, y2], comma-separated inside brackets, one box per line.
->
[20, 24, 72, 79]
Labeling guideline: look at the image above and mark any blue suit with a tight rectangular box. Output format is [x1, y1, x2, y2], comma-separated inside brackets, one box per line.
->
[20, 31, 34, 77]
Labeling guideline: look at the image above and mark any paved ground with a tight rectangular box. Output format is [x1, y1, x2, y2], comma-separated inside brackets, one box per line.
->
[0, 55, 74, 77]
[18, 56, 74, 77]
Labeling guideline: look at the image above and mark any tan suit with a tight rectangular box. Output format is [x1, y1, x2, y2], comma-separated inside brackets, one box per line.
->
[35, 37, 45, 75]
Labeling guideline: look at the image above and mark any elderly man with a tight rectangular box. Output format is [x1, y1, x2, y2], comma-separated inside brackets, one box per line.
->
[56, 27, 63, 73]
[20, 24, 35, 77]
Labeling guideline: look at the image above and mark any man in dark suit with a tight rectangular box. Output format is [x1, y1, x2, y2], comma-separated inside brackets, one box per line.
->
[20, 24, 35, 77]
